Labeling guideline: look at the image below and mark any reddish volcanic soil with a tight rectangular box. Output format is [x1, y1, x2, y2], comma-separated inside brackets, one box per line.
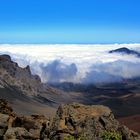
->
[118, 115, 140, 133]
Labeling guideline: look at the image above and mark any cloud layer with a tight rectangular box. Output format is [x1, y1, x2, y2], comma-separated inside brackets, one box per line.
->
[0, 44, 140, 84]
[40, 60, 77, 83]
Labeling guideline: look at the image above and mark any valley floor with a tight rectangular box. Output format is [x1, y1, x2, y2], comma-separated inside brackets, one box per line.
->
[118, 115, 140, 133]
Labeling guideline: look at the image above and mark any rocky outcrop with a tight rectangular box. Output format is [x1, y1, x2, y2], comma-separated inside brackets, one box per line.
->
[0, 99, 13, 115]
[0, 55, 11, 62]
[12, 115, 49, 139]
[4, 127, 34, 140]
[0, 54, 44, 96]
[0, 113, 9, 139]
[0, 99, 50, 139]
[49, 103, 140, 140]
[0, 99, 140, 140]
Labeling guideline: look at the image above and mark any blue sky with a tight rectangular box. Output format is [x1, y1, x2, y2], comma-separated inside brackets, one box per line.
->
[0, 0, 140, 44]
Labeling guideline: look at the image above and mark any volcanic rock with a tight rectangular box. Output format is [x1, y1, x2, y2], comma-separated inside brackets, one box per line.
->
[49, 103, 140, 140]
[0, 99, 13, 114]
[0, 100, 140, 140]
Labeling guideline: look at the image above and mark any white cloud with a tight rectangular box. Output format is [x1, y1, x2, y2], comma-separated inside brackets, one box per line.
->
[0, 44, 140, 84]
[40, 60, 77, 83]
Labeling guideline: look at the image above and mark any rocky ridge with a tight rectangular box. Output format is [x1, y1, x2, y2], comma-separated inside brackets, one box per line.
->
[0, 99, 139, 140]
[0, 54, 50, 96]
[0, 54, 72, 116]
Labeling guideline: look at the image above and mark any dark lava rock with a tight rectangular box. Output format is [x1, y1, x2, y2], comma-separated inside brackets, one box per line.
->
[0, 55, 11, 62]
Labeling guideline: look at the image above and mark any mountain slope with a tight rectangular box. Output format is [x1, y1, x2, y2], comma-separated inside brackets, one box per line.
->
[0, 55, 71, 116]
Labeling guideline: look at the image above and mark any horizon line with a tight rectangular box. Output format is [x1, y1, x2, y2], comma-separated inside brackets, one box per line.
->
[1, 43, 140, 45]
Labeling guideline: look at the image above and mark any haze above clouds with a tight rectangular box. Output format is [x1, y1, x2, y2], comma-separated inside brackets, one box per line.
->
[0, 44, 140, 84]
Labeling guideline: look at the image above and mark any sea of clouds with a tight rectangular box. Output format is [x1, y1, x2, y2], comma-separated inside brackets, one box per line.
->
[0, 44, 140, 84]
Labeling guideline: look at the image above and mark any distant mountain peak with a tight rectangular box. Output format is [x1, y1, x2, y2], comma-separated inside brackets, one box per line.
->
[109, 47, 140, 57]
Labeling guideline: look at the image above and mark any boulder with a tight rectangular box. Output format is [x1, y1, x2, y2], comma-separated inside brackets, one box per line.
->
[12, 115, 49, 139]
[4, 127, 34, 140]
[49, 103, 140, 140]
[0, 113, 9, 139]
[0, 99, 13, 114]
